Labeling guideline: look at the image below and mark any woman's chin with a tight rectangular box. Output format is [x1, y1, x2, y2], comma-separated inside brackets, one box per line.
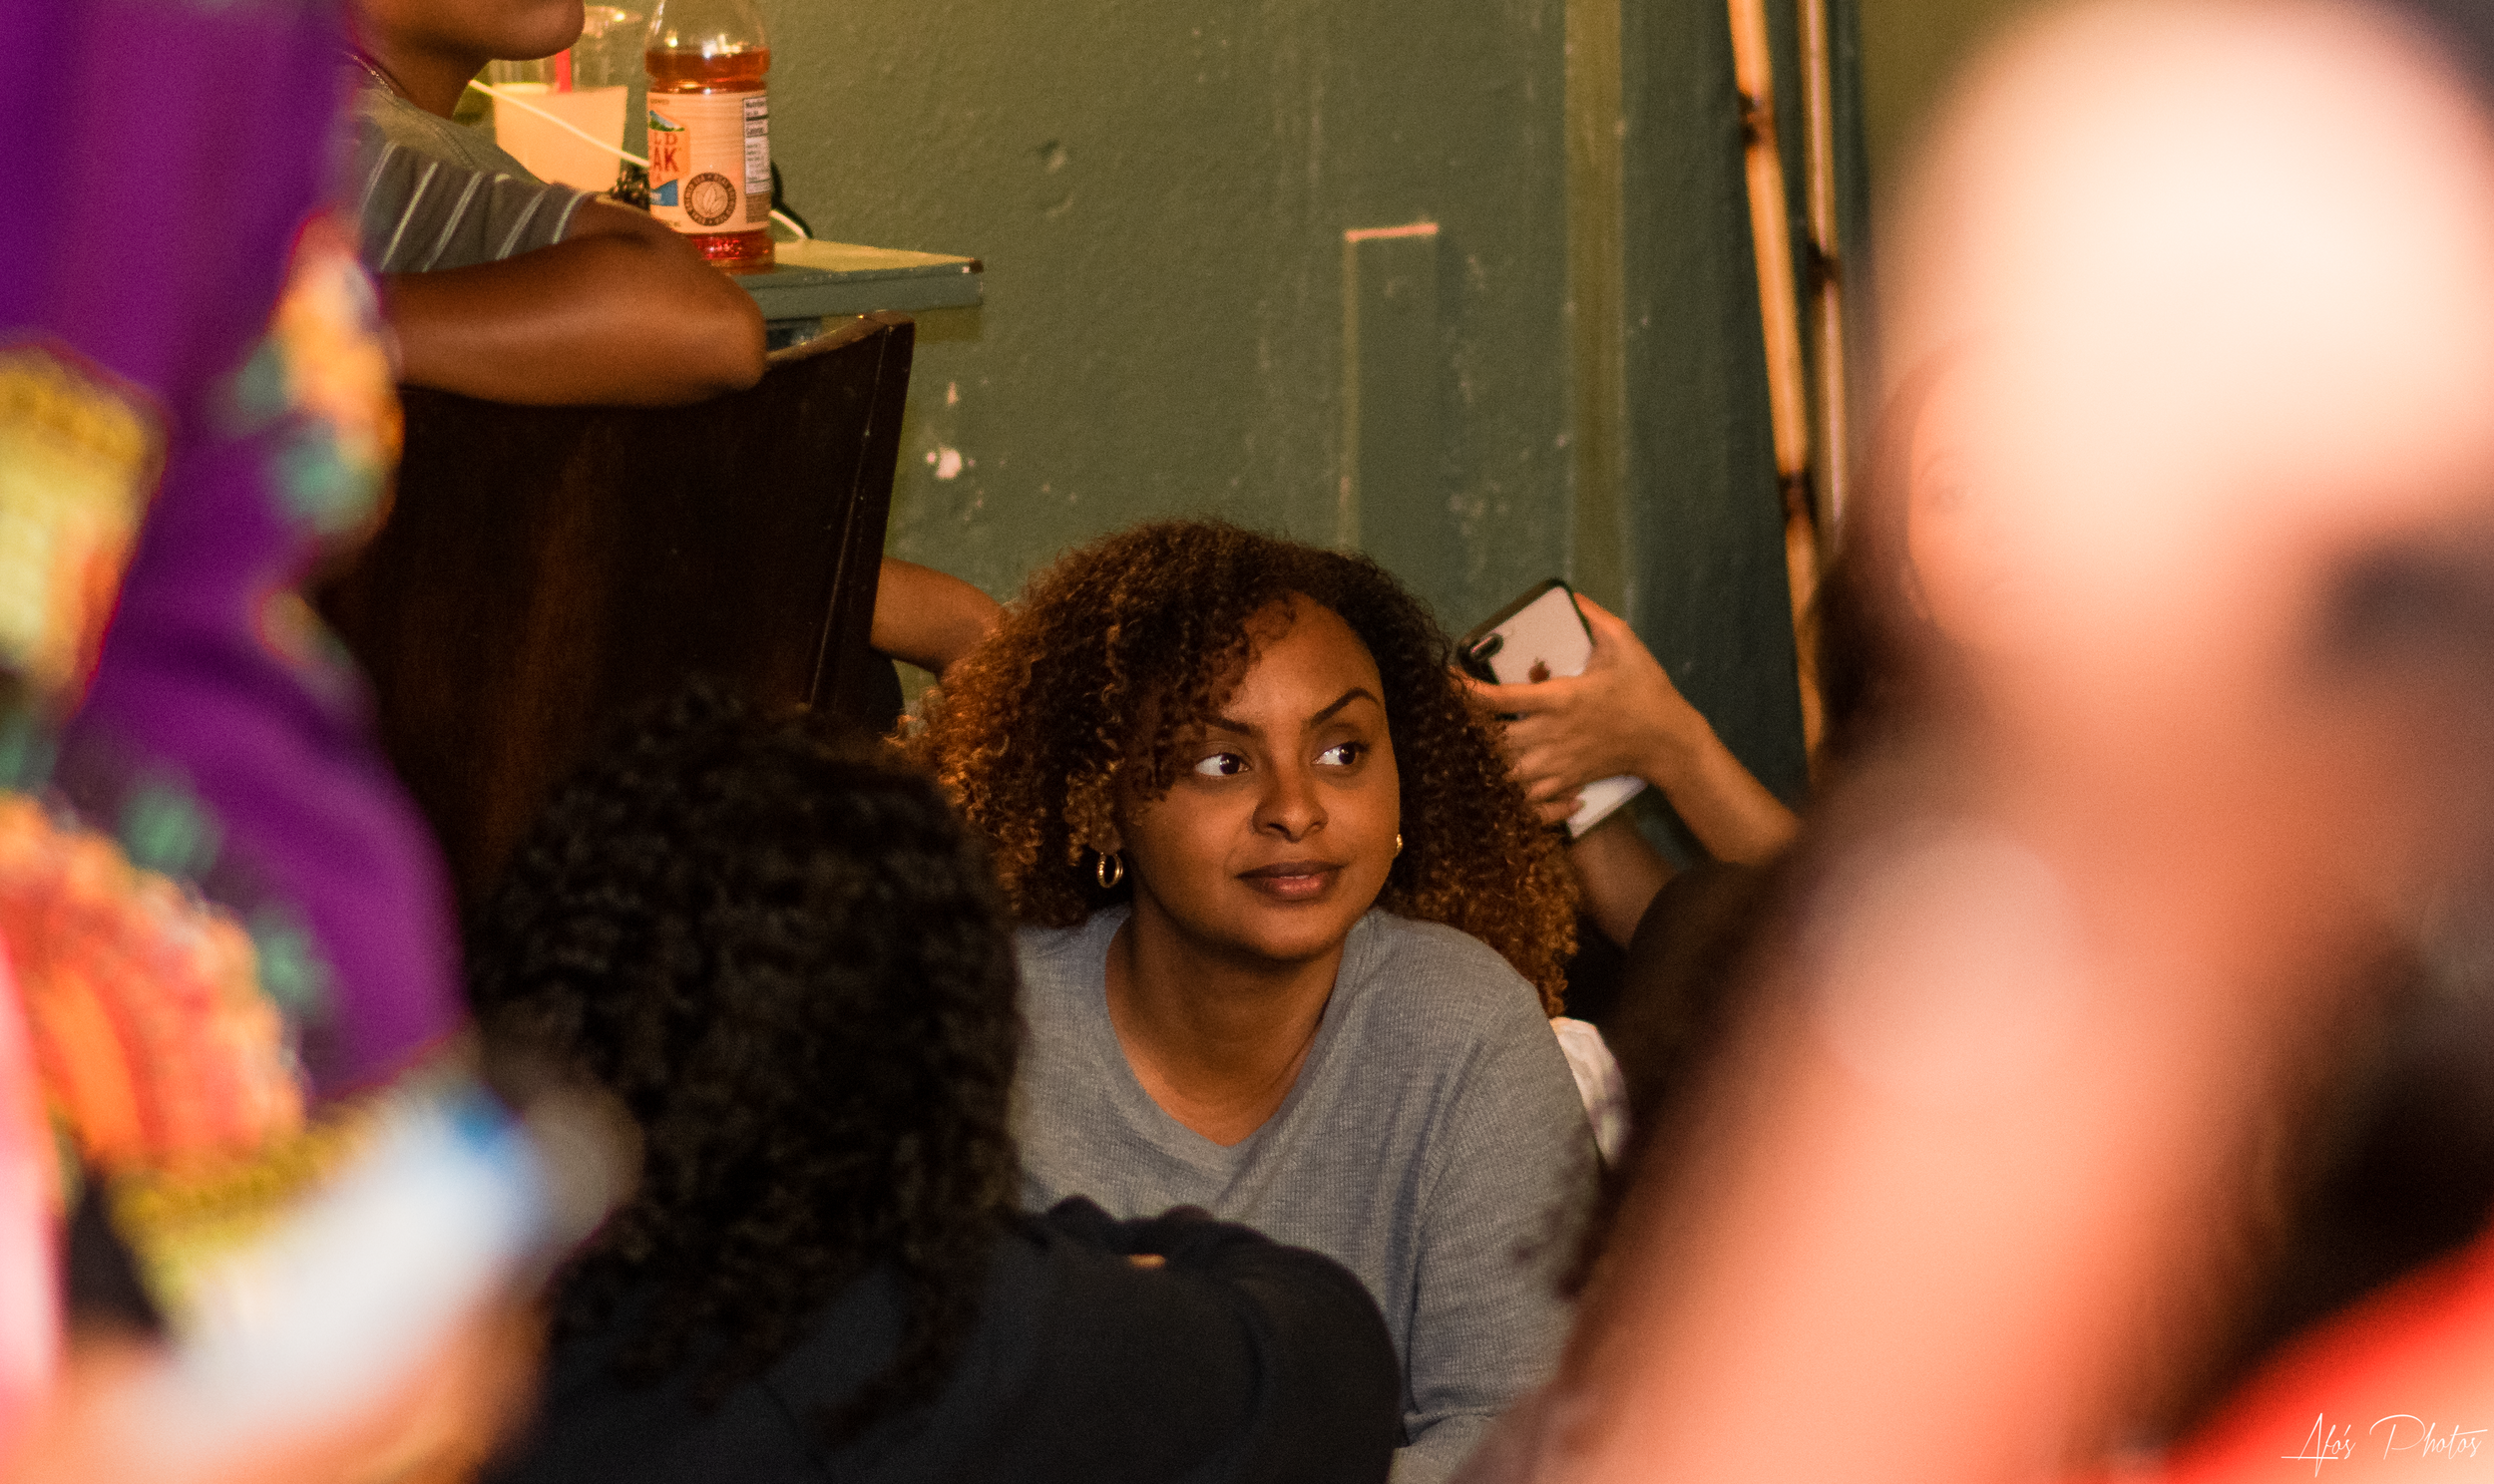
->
[1141, 870, 1389, 968]
[1215, 902, 1370, 967]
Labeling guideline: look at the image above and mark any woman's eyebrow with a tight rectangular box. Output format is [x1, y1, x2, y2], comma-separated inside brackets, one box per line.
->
[1203, 687, 1381, 737]
[1309, 687, 1381, 724]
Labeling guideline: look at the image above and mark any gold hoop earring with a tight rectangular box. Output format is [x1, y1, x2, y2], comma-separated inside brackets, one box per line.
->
[1095, 850, 1125, 891]
[1393, 833, 1404, 858]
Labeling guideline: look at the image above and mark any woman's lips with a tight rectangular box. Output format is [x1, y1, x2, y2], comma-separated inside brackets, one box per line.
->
[1237, 861, 1345, 901]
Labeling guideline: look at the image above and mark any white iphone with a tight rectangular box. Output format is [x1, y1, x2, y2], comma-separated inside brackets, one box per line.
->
[1460, 579, 1648, 838]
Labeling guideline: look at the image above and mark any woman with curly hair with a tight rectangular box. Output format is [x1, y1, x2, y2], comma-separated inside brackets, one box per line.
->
[469, 686, 1400, 1484]
[910, 522, 1596, 1483]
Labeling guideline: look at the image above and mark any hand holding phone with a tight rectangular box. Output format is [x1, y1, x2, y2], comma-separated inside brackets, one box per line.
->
[1459, 579, 1649, 838]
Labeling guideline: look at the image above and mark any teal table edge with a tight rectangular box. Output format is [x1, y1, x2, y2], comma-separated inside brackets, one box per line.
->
[737, 242, 985, 323]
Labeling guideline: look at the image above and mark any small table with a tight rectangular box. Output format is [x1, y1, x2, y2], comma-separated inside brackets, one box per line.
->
[737, 239, 984, 351]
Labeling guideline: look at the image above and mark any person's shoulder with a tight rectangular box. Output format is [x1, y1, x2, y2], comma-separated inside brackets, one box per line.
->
[350, 76, 543, 183]
[1338, 915, 1590, 1223]
[1333, 912, 1569, 1096]
[1014, 910, 1117, 977]
[1353, 912, 1545, 1035]
[352, 78, 453, 153]
[1013, 916, 1090, 953]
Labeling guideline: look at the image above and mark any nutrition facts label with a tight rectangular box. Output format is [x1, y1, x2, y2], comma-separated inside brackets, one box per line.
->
[742, 94, 770, 224]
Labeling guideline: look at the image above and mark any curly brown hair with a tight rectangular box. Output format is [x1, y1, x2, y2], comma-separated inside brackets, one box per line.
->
[908, 521, 1577, 1010]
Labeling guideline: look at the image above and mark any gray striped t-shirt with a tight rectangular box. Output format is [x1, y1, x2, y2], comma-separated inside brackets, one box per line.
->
[349, 75, 592, 273]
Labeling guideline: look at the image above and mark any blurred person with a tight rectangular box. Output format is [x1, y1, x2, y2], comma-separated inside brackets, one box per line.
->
[1453, 2, 2494, 1481]
[2072, 0, 2494, 1473]
[911, 521, 1595, 1483]
[1, 0, 584, 1476]
[349, 0, 766, 405]
[467, 687, 1401, 1484]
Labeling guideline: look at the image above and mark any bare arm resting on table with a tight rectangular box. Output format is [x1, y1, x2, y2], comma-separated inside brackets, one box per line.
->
[384, 200, 766, 408]
[1464, 595, 1798, 945]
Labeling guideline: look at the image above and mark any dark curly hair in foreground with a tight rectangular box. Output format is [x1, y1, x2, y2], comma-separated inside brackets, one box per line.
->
[908, 521, 1577, 1010]
[465, 686, 1021, 1439]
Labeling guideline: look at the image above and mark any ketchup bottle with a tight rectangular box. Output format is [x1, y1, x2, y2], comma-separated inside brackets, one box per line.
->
[644, 0, 773, 271]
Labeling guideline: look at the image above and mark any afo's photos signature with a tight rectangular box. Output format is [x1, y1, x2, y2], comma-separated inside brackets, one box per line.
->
[2287, 1413, 2487, 1473]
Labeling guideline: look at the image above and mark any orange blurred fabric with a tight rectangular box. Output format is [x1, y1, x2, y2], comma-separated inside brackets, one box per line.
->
[2104, 1227, 2494, 1481]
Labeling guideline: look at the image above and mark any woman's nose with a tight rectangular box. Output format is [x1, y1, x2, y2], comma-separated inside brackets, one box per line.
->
[1256, 760, 1327, 841]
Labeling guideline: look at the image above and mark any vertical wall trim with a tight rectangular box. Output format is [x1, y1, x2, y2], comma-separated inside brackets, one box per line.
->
[1339, 229, 1365, 553]
[1342, 222, 1458, 617]
[1565, 0, 1628, 610]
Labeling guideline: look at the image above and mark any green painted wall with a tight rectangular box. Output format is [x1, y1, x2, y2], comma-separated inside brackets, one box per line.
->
[754, 0, 1876, 841]
[757, 0, 1574, 631]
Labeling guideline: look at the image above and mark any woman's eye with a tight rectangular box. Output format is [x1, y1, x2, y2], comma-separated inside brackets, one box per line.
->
[1316, 741, 1367, 768]
[1192, 753, 1248, 778]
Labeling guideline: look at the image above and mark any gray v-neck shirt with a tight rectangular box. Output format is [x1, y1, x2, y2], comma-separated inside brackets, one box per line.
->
[1014, 907, 1593, 1484]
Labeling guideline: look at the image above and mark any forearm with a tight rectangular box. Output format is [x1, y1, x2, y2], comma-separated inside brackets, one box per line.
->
[870, 558, 1002, 674]
[1567, 813, 1674, 948]
[1644, 723, 1799, 866]
[384, 222, 764, 406]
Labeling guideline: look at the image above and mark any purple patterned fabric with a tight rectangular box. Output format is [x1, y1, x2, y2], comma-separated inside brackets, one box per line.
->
[2, 1, 340, 414]
[2, 0, 462, 1098]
